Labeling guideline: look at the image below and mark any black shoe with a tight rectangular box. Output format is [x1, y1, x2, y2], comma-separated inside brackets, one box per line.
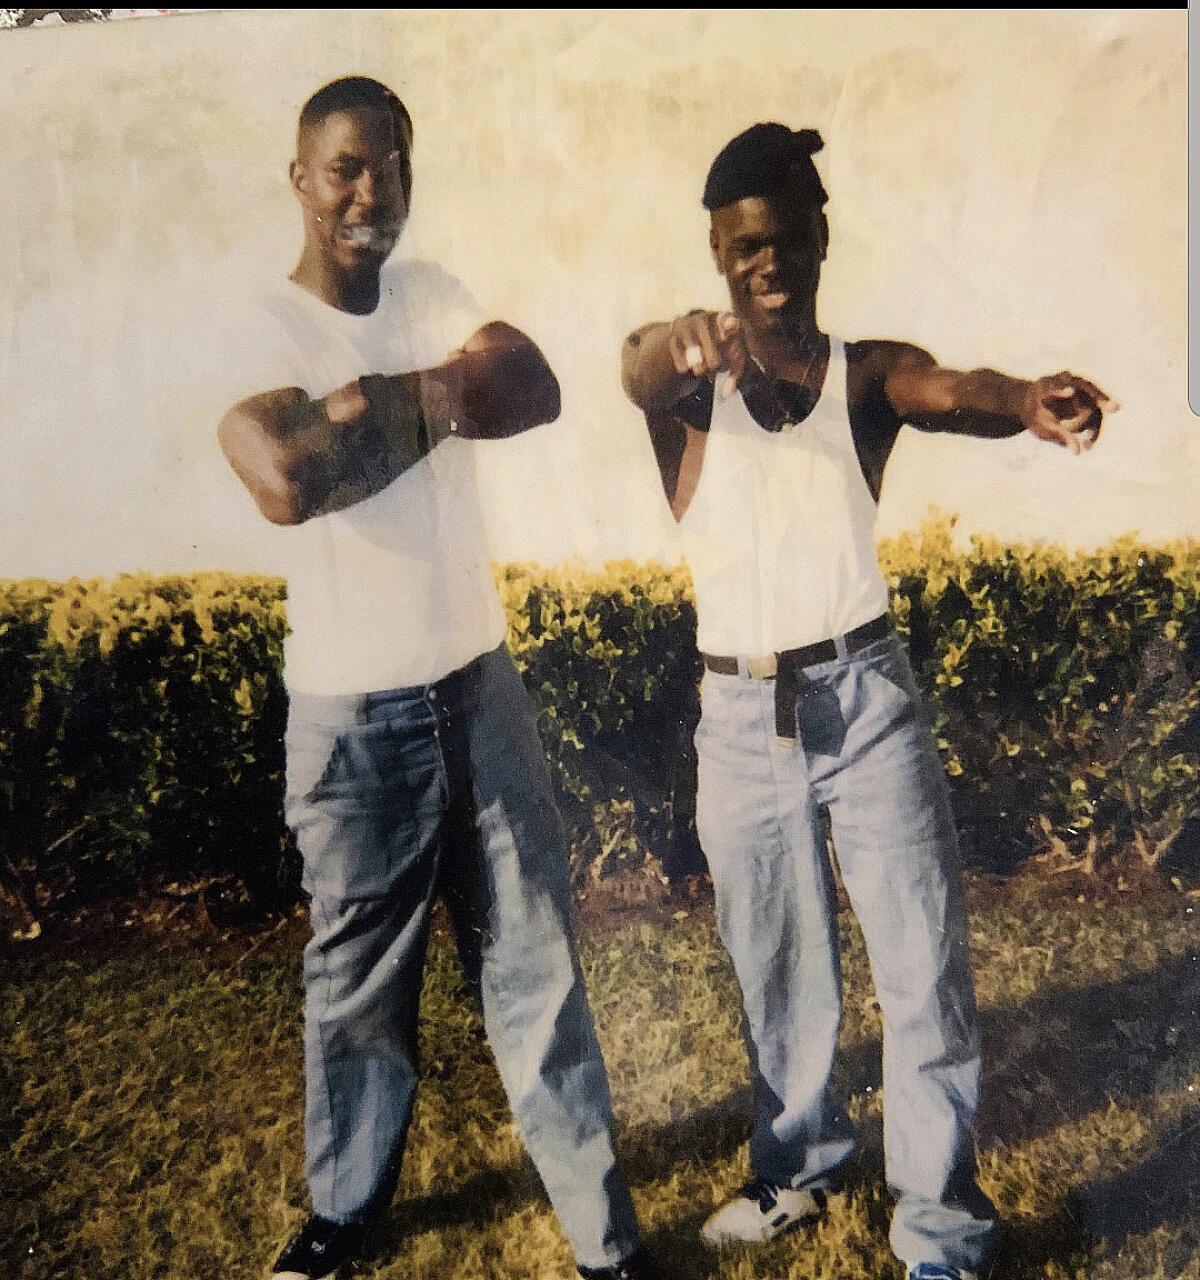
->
[578, 1245, 663, 1280]
[270, 1215, 364, 1279]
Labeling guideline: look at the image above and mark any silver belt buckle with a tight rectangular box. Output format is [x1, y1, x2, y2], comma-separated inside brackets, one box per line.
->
[739, 654, 778, 679]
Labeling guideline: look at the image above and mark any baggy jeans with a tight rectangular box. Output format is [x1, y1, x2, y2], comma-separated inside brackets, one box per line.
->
[694, 631, 998, 1272]
[284, 644, 641, 1270]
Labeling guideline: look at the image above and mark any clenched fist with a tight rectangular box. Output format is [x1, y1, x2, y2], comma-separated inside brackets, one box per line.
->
[667, 310, 751, 393]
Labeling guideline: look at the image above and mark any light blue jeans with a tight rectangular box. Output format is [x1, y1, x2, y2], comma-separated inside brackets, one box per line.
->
[284, 645, 641, 1270]
[695, 631, 998, 1272]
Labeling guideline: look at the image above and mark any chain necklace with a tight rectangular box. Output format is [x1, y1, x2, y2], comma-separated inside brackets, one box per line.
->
[774, 331, 828, 426]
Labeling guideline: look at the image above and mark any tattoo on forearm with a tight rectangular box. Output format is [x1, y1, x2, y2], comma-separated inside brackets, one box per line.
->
[359, 374, 430, 462]
[275, 378, 432, 520]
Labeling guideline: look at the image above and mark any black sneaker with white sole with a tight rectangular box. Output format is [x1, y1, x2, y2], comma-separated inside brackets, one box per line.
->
[577, 1244, 665, 1279]
[270, 1215, 365, 1280]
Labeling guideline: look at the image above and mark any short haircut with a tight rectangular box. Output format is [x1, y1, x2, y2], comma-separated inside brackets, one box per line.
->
[297, 76, 412, 157]
[702, 123, 828, 212]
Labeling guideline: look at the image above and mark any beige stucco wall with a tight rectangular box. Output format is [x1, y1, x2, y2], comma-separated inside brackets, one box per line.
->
[0, 9, 1189, 575]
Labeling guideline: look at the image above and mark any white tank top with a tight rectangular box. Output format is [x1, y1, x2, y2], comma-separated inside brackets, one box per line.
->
[680, 339, 890, 656]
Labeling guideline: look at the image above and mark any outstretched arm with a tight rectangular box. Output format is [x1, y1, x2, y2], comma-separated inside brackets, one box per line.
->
[622, 313, 739, 522]
[218, 322, 560, 525]
[621, 311, 749, 415]
[879, 341, 1116, 453]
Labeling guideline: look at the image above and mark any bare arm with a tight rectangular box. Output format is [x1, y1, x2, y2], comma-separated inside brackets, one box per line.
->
[621, 312, 748, 416]
[621, 314, 730, 523]
[879, 342, 1116, 452]
[218, 322, 560, 525]
[645, 408, 709, 523]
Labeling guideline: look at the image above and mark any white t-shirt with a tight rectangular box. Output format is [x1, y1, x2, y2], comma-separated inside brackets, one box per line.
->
[221, 258, 507, 694]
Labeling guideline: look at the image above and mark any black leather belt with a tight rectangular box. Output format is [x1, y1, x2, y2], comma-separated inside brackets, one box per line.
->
[702, 613, 892, 743]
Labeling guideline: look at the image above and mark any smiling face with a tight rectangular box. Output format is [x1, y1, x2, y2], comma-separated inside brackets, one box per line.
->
[709, 195, 827, 339]
[290, 105, 412, 276]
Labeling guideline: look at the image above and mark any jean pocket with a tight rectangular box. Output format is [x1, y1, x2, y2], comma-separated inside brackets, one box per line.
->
[284, 721, 342, 810]
[288, 718, 442, 811]
[287, 720, 444, 903]
[859, 634, 920, 697]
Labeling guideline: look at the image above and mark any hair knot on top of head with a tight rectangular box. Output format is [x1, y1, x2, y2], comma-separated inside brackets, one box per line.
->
[702, 123, 828, 212]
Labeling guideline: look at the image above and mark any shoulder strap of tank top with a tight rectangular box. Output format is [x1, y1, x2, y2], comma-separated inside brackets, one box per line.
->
[839, 338, 889, 505]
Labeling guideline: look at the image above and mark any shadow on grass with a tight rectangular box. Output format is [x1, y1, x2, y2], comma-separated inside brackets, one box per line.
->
[369, 1165, 541, 1252]
[617, 1107, 1200, 1280]
[623, 1087, 753, 1169]
[372, 1093, 758, 1266]
[1069, 1104, 1200, 1241]
[614, 949, 1199, 1180]
[383, 949, 1198, 1275]
[995, 1107, 1200, 1276]
[826, 950, 1199, 1149]
[977, 951, 1198, 1148]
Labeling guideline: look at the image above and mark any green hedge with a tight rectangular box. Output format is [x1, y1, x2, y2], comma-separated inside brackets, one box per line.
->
[2, 522, 1197, 918]
[0, 575, 293, 913]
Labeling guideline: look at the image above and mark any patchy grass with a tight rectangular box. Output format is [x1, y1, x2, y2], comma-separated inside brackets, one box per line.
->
[3, 888, 1198, 1280]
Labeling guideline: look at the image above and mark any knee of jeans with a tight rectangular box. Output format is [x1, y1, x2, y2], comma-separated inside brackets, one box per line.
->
[477, 805, 574, 910]
[311, 1016, 422, 1079]
[875, 962, 979, 1057]
[307, 937, 423, 1047]
[306, 890, 421, 975]
[482, 935, 581, 1042]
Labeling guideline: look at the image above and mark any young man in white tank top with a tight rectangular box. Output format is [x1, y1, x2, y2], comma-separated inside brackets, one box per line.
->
[620, 124, 1115, 1280]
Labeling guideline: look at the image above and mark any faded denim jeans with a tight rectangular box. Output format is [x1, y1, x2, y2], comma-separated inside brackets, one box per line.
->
[695, 631, 998, 1272]
[284, 644, 640, 1270]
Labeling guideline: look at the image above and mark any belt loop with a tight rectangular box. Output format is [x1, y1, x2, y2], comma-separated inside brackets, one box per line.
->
[736, 656, 750, 680]
[833, 632, 850, 661]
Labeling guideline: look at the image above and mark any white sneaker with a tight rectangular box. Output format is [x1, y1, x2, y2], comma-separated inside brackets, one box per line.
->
[900, 1264, 977, 1274]
[700, 1176, 827, 1245]
[907, 1266, 979, 1280]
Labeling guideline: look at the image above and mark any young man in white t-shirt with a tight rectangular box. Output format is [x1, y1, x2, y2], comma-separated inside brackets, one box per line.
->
[218, 77, 658, 1280]
[620, 124, 1115, 1280]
